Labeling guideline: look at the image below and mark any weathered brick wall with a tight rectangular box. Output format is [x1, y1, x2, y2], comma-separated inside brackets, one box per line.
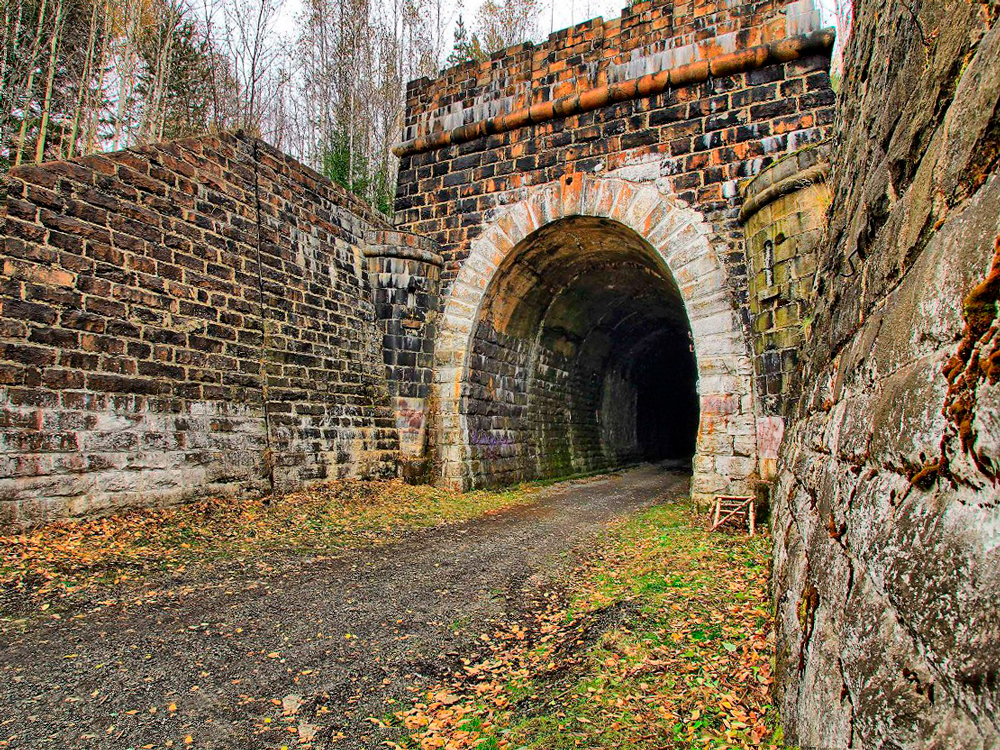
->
[395, 0, 833, 291]
[399, 0, 824, 157]
[396, 0, 835, 491]
[465, 313, 650, 486]
[0, 133, 399, 525]
[466, 323, 535, 483]
[772, 1, 1000, 746]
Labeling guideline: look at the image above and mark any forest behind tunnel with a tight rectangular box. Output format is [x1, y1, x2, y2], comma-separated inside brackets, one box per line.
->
[462, 216, 701, 487]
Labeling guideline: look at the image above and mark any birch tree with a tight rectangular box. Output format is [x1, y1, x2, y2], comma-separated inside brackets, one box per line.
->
[33, 0, 66, 162]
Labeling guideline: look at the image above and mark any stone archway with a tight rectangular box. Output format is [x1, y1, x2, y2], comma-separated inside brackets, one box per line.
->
[432, 174, 757, 505]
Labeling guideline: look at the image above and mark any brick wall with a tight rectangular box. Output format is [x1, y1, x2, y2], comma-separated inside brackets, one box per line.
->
[465, 319, 638, 486]
[0, 132, 399, 525]
[399, 0, 823, 152]
[396, 0, 834, 491]
[395, 0, 834, 302]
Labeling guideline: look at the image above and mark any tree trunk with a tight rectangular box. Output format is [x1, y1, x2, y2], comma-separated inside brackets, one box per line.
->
[35, 0, 65, 164]
[67, 0, 100, 159]
[14, 0, 49, 166]
[84, 0, 111, 155]
[113, 0, 141, 151]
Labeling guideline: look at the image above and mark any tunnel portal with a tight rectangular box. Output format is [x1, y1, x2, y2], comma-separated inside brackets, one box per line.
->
[462, 216, 699, 487]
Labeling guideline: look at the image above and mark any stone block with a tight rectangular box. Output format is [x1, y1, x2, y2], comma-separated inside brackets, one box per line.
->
[714, 454, 756, 478]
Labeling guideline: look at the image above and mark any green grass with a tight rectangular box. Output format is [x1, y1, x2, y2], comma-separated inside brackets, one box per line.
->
[397, 500, 785, 750]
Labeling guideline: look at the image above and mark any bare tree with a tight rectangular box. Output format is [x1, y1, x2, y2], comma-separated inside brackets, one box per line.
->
[820, 0, 853, 81]
[476, 0, 542, 54]
[33, 0, 66, 163]
[0, 0, 30, 166]
[207, 0, 287, 135]
[64, 0, 102, 159]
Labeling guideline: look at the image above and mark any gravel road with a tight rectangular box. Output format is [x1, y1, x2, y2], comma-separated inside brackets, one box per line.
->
[0, 464, 689, 749]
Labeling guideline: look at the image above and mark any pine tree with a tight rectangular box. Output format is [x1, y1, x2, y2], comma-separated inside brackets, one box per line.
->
[446, 14, 484, 66]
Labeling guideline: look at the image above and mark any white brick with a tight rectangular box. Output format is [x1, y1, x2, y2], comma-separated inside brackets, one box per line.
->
[689, 309, 737, 338]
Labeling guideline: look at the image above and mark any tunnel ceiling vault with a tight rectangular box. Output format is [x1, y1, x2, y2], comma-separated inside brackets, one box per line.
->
[483, 217, 688, 333]
[479, 218, 695, 399]
[481, 216, 680, 337]
[433, 174, 758, 505]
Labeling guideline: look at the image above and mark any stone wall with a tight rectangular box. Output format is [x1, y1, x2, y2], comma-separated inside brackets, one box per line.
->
[772, 0, 1000, 746]
[0, 132, 399, 525]
[740, 144, 830, 420]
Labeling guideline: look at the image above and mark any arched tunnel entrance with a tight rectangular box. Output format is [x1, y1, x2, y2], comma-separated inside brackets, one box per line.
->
[462, 216, 699, 487]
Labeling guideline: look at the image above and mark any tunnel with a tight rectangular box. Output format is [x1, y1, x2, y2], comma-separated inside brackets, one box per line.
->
[462, 216, 700, 487]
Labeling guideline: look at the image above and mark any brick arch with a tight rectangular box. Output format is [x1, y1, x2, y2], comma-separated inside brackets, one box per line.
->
[432, 174, 757, 504]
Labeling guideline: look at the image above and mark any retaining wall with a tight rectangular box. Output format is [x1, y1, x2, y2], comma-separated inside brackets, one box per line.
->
[0, 133, 399, 525]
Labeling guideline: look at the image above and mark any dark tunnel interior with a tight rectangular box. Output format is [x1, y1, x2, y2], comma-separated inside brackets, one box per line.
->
[463, 216, 700, 486]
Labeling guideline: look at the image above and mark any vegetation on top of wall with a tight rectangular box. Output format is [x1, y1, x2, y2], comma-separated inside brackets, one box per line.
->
[321, 127, 396, 216]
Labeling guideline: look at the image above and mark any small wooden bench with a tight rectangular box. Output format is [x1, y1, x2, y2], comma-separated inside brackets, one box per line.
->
[710, 495, 756, 535]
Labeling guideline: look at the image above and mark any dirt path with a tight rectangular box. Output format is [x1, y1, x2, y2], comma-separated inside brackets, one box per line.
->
[0, 465, 689, 749]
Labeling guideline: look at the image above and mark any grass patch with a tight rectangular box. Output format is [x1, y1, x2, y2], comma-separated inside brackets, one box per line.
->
[393, 500, 782, 749]
[0, 479, 540, 614]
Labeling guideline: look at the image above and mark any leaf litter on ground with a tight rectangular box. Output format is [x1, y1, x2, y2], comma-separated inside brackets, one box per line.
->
[0, 478, 539, 618]
[390, 500, 783, 750]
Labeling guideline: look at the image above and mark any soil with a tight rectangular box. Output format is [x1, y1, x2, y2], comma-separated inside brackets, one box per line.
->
[0, 464, 689, 749]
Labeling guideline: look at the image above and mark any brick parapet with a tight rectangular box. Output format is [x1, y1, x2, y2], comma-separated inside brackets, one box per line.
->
[395, 28, 834, 157]
[402, 0, 823, 146]
[395, 0, 835, 497]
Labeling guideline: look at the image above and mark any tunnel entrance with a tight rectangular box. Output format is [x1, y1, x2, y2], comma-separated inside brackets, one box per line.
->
[462, 216, 699, 487]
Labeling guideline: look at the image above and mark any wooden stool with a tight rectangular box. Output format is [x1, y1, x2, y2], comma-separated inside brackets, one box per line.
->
[710, 495, 756, 535]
